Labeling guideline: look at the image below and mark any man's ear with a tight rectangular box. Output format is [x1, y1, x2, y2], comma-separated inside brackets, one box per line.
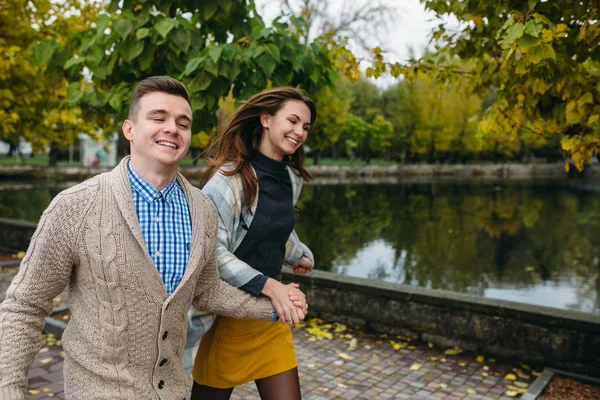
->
[122, 120, 134, 142]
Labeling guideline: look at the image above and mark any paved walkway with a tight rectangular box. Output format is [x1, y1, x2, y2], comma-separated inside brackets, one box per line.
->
[24, 320, 537, 400]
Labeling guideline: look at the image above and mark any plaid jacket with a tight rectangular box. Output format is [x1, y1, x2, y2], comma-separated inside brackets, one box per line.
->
[188, 164, 314, 336]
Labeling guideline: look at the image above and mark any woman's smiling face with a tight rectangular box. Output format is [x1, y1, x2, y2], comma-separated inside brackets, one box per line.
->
[259, 100, 312, 161]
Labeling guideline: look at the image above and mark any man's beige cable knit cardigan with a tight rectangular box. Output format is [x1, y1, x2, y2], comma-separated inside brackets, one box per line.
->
[0, 158, 274, 400]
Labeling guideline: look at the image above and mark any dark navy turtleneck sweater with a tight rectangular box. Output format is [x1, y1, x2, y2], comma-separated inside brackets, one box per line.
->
[236, 151, 296, 296]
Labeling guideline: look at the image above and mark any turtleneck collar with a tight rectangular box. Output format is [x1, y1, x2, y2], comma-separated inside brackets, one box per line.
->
[252, 151, 289, 176]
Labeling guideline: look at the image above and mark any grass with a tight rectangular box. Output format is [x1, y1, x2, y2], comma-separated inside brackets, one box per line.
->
[0, 155, 397, 167]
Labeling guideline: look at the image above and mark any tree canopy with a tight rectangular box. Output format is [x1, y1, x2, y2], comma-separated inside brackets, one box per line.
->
[41, 0, 341, 137]
[416, 0, 600, 170]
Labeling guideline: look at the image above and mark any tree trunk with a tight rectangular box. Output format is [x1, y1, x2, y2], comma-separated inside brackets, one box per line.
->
[312, 149, 321, 166]
[7, 142, 17, 157]
[48, 144, 59, 167]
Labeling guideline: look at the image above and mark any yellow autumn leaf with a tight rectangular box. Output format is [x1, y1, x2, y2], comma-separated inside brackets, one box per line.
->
[439, 383, 448, 389]
[28, 389, 40, 395]
[15, 251, 26, 259]
[476, 355, 485, 363]
[42, 388, 52, 393]
[333, 360, 343, 366]
[483, 365, 490, 371]
[40, 357, 53, 364]
[481, 372, 489, 377]
[444, 347, 463, 356]
[514, 381, 529, 389]
[38, 348, 49, 353]
[334, 323, 347, 333]
[532, 370, 541, 376]
[48, 394, 55, 397]
[458, 361, 467, 367]
[428, 342, 434, 348]
[467, 388, 477, 395]
[409, 363, 422, 371]
[504, 389, 519, 397]
[337, 352, 354, 361]
[505, 373, 517, 381]
[347, 338, 358, 351]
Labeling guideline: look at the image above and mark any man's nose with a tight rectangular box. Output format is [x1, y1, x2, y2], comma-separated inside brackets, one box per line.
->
[164, 119, 178, 133]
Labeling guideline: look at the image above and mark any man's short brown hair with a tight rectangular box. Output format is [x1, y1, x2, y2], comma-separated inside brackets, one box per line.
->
[128, 76, 191, 121]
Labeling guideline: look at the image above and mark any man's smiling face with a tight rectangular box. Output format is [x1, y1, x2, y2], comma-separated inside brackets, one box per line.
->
[122, 91, 192, 172]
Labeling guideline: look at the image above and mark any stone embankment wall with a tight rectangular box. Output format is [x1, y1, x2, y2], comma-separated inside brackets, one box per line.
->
[282, 268, 600, 376]
[0, 162, 581, 182]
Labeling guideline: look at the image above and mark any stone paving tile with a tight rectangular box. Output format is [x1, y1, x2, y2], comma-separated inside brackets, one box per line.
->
[26, 321, 539, 399]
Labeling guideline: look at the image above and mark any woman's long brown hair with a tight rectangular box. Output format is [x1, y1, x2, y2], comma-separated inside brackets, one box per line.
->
[200, 87, 316, 213]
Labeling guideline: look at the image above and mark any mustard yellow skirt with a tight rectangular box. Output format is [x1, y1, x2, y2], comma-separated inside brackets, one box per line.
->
[191, 316, 297, 388]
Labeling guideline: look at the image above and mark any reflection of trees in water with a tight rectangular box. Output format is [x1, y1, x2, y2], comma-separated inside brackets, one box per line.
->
[296, 183, 600, 310]
[0, 190, 53, 222]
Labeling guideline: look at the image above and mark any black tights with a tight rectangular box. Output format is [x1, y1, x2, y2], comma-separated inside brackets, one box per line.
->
[191, 367, 301, 400]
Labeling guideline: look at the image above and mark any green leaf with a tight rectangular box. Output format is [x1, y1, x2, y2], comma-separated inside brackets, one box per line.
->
[578, 92, 594, 108]
[95, 14, 111, 34]
[67, 82, 82, 105]
[122, 40, 145, 63]
[499, 22, 525, 49]
[108, 0, 119, 13]
[256, 54, 276, 76]
[188, 72, 212, 92]
[109, 93, 122, 112]
[113, 18, 133, 39]
[527, 0, 537, 11]
[532, 13, 551, 25]
[310, 68, 320, 84]
[155, 18, 177, 39]
[228, 63, 241, 81]
[183, 57, 204, 77]
[497, 16, 515, 39]
[517, 34, 542, 50]
[33, 41, 56, 66]
[266, 43, 281, 63]
[91, 65, 111, 80]
[204, 58, 219, 76]
[63, 56, 85, 70]
[202, 3, 218, 20]
[86, 47, 104, 67]
[524, 20, 543, 37]
[528, 43, 556, 64]
[171, 28, 191, 53]
[136, 28, 150, 40]
[207, 46, 223, 64]
[191, 96, 206, 111]
[137, 45, 153, 71]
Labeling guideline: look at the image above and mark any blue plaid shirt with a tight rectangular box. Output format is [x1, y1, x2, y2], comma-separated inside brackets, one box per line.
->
[127, 162, 192, 295]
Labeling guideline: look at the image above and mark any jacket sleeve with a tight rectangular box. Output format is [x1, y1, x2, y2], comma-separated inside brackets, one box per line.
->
[0, 193, 80, 399]
[191, 208, 273, 321]
[202, 173, 264, 287]
[284, 228, 314, 267]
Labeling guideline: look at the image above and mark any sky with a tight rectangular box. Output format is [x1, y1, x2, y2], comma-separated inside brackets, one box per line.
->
[254, 0, 447, 84]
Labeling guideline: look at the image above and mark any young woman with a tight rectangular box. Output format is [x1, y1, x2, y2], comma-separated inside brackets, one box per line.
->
[190, 87, 316, 400]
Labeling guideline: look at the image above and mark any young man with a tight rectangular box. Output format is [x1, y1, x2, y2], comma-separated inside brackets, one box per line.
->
[0, 76, 306, 399]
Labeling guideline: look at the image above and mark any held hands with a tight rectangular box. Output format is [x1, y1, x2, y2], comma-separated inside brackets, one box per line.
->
[292, 256, 313, 275]
[262, 278, 308, 326]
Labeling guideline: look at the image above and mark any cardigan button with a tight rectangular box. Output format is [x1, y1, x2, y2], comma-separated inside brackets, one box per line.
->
[158, 380, 164, 389]
[159, 359, 167, 367]
[162, 331, 168, 340]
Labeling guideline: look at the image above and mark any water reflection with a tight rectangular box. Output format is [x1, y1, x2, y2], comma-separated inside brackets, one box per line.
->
[295, 183, 600, 313]
[0, 180, 599, 313]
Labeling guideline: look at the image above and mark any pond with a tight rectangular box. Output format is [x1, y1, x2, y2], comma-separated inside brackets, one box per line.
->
[1, 179, 599, 314]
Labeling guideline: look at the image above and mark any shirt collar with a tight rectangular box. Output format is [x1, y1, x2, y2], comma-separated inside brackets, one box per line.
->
[127, 161, 179, 203]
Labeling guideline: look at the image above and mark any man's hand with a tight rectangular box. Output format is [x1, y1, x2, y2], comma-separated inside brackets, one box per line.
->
[262, 279, 307, 325]
[292, 256, 313, 275]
